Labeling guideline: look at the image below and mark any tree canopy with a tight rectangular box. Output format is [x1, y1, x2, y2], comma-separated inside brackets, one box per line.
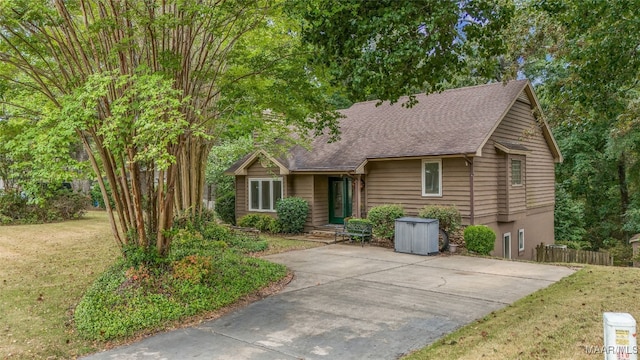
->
[1, 0, 515, 255]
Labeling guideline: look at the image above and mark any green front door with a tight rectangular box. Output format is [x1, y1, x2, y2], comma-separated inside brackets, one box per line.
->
[329, 177, 352, 224]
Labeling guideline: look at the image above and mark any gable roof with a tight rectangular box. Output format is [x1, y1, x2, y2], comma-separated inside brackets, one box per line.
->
[228, 80, 562, 175]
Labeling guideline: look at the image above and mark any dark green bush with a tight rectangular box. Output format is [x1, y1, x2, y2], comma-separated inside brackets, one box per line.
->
[49, 189, 90, 219]
[0, 188, 89, 224]
[276, 197, 309, 234]
[464, 225, 496, 255]
[606, 242, 633, 266]
[215, 191, 236, 225]
[418, 205, 462, 234]
[367, 204, 404, 240]
[0, 191, 30, 221]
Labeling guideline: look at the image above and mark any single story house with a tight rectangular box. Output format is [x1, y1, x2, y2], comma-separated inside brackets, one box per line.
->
[226, 80, 562, 259]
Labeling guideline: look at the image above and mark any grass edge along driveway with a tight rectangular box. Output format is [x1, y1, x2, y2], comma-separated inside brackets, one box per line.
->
[404, 265, 640, 360]
[0, 212, 322, 359]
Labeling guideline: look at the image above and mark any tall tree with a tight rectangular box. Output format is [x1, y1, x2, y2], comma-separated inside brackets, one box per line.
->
[1, 0, 515, 255]
[0, 0, 339, 255]
[502, 0, 640, 246]
[293, 0, 514, 105]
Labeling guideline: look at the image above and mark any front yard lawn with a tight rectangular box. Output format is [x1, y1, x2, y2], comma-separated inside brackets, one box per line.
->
[404, 265, 640, 360]
[0, 212, 322, 359]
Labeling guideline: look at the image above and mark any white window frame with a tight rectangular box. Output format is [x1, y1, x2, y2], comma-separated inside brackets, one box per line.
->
[518, 228, 525, 252]
[248, 177, 283, 212]
[511, 159, 522, 186]
[422, 159, 442, 197]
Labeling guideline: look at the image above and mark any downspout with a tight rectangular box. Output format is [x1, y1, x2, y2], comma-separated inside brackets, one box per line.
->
[464, 156, 475, 225]
[356, 174, 362, 218]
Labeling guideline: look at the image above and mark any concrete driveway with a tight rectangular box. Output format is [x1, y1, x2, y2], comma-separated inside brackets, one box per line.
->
[83, 244, 575, 360]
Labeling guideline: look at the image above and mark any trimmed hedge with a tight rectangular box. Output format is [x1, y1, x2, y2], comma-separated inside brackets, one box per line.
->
[367, 204, 405, 240]
[276, 197, 309, 234]
[418, 205, 461, 234]
[464, 225, 496, 255]
[237, 213, 277, 232]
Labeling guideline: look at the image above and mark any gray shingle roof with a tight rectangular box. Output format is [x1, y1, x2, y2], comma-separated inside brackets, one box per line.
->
[281, 80, 530, 171]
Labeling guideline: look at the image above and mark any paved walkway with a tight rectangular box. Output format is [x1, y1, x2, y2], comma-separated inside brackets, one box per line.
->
[83, 245, 575, 360]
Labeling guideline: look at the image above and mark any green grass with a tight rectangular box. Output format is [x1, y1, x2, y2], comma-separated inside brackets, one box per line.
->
[0, 211, 119, 359]
[258, 235, 325, 256]
[404, 265, 640, 360]
[0, 212, 323, 358]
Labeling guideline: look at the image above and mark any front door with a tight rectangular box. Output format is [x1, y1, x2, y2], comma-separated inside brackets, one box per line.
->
[329, 177, 352, 224]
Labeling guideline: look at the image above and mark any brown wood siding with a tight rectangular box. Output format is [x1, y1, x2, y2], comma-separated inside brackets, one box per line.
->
[497, 99, 556, 208]
[291, 175, 315, 229]
[246, 160, 280, 177]
[313, 176, 329, 227]
[473, 146, 500, 217]
[235, 175, 247, 220]
[476, 97, 556, 222]
[365, 158, 470, 217]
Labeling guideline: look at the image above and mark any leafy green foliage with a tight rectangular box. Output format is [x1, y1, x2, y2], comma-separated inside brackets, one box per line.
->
[367, 204, 405, 240]
[237, 214, 277, 233]
[0, 188, 89, 225]
[418, 205, 462, 234]
[75, 222, 284, 341]
[214, 191, 236, 225]
[0, 0, 343, 256]
[503, 2, 640, 250]
[294, 0, 514, 105]
[464, 225, 496, 255]
[275, 197, 309, 234]
[554, 185, 587, 243]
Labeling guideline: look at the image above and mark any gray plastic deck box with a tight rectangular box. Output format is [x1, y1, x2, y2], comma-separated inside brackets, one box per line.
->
[394, 217, 439, 255]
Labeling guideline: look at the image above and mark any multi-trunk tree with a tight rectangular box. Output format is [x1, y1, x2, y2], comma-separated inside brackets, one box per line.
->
[0, 0, 343, 255]
[1, 0, 513, 256]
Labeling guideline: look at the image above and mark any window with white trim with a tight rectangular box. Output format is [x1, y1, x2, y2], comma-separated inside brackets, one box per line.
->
[511, 159, 522, 185]
[518, 228, 525, 252]
[249, 178, 283, 212]
[422, 159, 442, 197]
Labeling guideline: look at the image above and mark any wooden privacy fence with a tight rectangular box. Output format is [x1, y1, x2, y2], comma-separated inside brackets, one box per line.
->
[534, 243, 613, 266]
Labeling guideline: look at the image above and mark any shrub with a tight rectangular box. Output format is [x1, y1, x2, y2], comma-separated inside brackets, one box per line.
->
[464, 225, 496, 255]
[237, 213, 277, 232]
[215, 191, 236, 225]
[367, 204, 405, 240]
[172, 255, 212, 284]
[276, 197, 309, 234]
[0, 191, 30, 221]
[201, 223, 232, 242]
[418, 205, 462, 234]
[0, 188, 88, 224]
[237, 214, 262, 228]
[49, 189, 90, 219]
[606, 242, 633, 267]
[255, 215, 276, 232]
